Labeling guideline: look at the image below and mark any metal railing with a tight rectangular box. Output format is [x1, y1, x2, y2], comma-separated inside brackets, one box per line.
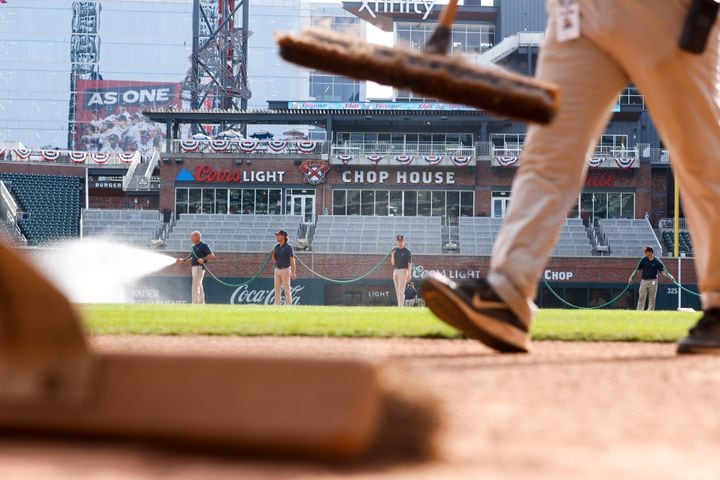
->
[489, 145, 640, 168]
[1, 148, 139, 167]
[331, 142, 474, 156]
[173, 139, 328, 155]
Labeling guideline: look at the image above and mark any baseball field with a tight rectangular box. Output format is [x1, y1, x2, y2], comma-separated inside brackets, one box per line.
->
[3, 305, 719, 480]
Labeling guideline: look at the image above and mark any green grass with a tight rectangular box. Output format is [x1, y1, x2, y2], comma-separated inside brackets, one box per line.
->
[78, 304, 702, 343]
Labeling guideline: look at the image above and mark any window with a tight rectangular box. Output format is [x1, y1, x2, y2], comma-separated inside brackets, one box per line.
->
[333, 190, 346, 215]
[329, 189, 474, 217]
[229, 189, 241, 214]
[176, 188, 188, 214]
[404, 191, 417, 216]
[361, 190, 375, 215]
[202, 189, 214, 214]
[255, 190, 269, 215]
[188, 189, 201, 214]
[347, 190, 360, 215]
[417, 191, 431, 216]
[269, 189, 282, 215]
[376, 191, 388, 216]
[215, 189, 228, 214]
[242, 189, 255, 214]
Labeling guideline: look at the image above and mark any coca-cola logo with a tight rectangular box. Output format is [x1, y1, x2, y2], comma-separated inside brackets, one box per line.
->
[585, 171, 618, 187]
[230, 284, 306, 305]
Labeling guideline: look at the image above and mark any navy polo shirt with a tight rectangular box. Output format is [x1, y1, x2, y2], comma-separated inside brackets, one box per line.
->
[393, 247, 412, 269]
[274, 242, 294, 269]
[191, 241, 212, 267]
[638, 256, 664, 280]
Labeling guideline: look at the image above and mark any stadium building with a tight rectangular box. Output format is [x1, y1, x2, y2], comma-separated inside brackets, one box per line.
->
[0, 0, 699, 309]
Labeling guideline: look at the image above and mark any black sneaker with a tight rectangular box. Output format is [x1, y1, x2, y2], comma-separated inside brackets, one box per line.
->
[677, 308, 720, 354]
[420, 273, 530, 353]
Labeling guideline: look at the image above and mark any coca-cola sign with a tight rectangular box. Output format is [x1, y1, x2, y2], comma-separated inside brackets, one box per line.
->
[231, 284, 306, 305]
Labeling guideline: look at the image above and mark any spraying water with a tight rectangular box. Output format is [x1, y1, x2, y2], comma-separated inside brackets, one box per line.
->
[33, 238, 176, 303]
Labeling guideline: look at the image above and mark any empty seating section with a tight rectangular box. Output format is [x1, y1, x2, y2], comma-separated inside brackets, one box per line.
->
[459, 217, 592, 256]
[82, 209, 162, 247]
[165, 214, 302, 252]
[661, 230, 693, 256]
[0, 173, 81, 246]
[598, 219, 662, 257]
[312, 215, 442, 254]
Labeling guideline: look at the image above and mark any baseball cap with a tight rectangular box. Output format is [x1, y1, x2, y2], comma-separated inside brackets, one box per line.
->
[644, 246, 654, 253]
[396, 234, 404, 240]
[275, 230, 288, 237]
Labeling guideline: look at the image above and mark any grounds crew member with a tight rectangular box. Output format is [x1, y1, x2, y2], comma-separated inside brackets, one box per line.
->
[272, 230, 297, 305]
[629, 246, 670, 311]
[391, 234, 413, 307]
[176, 230, 215, 304]
[421, 0, 720, 354]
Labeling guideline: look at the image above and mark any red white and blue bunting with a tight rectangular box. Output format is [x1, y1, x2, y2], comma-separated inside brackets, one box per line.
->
[209, 139, 231, 152]
[423, 155, 443, 165]
[118, 152, 136, 164]
[337, 154, 353, 164]
[179, 139, 201, 153]
[495, 155, 518, 167]
[451, 155, 472, 166]
[12, 147, 32, 160]
[296, 140, 316, 154]
[366, 154, 384, 164]
[588, 156, 604, 168]
[41, 150, 61, 162]
[239, 140, 258, 153]
[69, 152, 87, 163]
[267, 140, 287, 152]
[91, 152, 110, 164]
[614, 157, 635, 169]
[395, 155, 413, 165]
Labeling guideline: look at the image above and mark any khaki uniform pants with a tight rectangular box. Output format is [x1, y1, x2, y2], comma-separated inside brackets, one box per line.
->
[488, 0, 720, 325]
[274, 267, 292, 305]
[637, 279, 659, 311]
[191, 265, 205, 304]
[393, 269, 409, 307]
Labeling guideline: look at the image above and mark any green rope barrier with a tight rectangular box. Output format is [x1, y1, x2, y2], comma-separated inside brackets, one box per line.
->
[667, 274, 702, 297]
[189, 247, 273, 288]
[294, 250, 394, 284]
[541, 275, 632, 309]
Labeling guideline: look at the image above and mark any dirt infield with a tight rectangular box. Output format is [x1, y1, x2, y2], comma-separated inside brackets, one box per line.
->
[1, 336, 719, 479]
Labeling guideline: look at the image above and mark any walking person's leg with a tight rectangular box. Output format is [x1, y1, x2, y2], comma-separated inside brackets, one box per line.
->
[607, 0, 720, 350]
[422, 0, 629, 351]
[274, 268, 282, 305]
[637, 281, 649, 311]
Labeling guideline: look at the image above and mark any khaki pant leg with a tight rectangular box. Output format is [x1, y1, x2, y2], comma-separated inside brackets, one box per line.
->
[646, 280, 658, 311]
[488, 1, 629, 325]
[602, 0, 720, 310]
[281, 269, 293, 305]
[393, 269, 407, 307]
[191, 266, 205, 304]
[637, 280, 649, 310]
[274, 268, 282, 305]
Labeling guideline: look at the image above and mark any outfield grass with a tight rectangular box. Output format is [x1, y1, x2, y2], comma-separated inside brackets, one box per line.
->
[79, 304, 701, 343]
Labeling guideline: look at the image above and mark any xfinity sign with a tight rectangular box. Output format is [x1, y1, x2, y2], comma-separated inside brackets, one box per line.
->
[359, 0, 435, 20]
